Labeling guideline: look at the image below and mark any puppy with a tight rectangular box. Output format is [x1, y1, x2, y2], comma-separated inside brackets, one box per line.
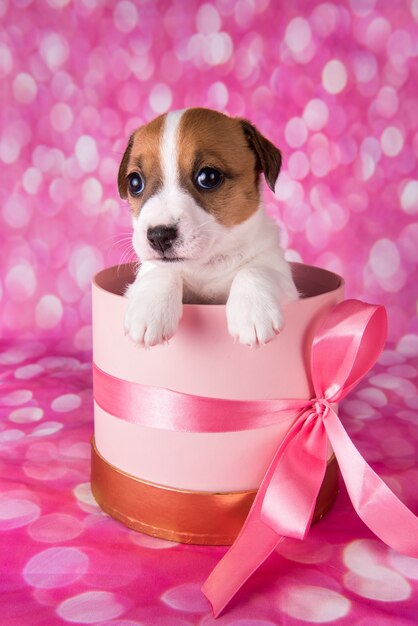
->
[118, 107, 298, 347]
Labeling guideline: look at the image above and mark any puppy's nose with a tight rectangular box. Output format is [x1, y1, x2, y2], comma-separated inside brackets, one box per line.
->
[147, 225, 178, 253]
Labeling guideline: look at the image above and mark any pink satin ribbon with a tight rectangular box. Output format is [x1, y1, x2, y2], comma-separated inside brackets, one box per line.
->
[93, 299, 418, 617]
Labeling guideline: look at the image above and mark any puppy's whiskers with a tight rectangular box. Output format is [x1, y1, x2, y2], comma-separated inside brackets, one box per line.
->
[100, 234, 135, 264]
[116, 243, 137, 276]
[191, 219, 218, 233]
[99, 231, 133, 247]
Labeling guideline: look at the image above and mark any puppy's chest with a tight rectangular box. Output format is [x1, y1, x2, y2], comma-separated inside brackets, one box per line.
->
[181, 262, 237, 305]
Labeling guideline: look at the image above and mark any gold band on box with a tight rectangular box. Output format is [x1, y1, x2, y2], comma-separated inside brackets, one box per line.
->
[91, 438, 339, 546]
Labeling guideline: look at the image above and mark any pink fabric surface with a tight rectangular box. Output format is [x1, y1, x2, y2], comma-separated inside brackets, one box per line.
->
[1, 338, 418, 625]
[1, 0, 418, 624]
[1, 0, 418, 343]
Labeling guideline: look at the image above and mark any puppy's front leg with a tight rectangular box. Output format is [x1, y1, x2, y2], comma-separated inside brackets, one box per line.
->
[124, 264, 183, 347]
[226, 266, 297, 347]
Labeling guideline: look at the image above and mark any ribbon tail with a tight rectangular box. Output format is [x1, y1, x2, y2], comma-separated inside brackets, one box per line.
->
[202, 413, 329, 618]
[202, 520, 284, 618]
[324, 407, 418, 557]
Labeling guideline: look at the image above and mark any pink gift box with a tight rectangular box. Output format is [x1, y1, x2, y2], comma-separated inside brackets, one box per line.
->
[91, 262, 343, 544]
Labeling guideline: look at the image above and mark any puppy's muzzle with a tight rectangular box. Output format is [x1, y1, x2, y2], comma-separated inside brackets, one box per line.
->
[147, 225, 178, 254]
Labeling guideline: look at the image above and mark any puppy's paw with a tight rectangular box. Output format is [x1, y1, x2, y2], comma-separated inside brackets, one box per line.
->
[124, 289, 182, 347]
[226, 267, 288, 347]
[226, 293, 283, 347]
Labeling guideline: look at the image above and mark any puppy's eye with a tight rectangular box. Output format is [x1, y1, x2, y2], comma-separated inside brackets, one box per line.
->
[127, 172, 144, 196]
[195, 167, 223, 190]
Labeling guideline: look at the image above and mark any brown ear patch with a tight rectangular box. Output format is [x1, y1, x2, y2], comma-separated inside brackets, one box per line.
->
[117, 135, 134, 199]
[177, 108, 262, 227]
[239, 119, 282, 192]
[117, 115, 165, 214]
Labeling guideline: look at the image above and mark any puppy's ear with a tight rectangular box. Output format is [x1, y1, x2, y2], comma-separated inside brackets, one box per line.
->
[239, 119, 282, 193]
[117, 135, 134, 199]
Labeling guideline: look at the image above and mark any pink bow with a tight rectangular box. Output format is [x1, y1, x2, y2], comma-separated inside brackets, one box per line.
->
[93, 299, 418, 618]
[202, 300, 418, 616]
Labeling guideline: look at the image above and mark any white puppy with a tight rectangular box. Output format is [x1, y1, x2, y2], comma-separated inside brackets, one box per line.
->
[118, 108, 298, 347]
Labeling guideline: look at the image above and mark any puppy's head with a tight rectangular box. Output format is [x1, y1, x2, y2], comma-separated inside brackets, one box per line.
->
[118, 108, 281, 263]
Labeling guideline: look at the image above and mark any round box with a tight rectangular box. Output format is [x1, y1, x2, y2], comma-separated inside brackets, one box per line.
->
[91, 262, 344, 544]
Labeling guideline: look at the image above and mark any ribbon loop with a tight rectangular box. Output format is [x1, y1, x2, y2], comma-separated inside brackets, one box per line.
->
[311, 300, 387, 403]
[260, 410, 328, 539]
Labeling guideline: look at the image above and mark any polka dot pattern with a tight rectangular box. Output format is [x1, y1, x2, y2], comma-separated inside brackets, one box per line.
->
[1, 0, 418, 623]
[343, 540, 411, 602]
[23, 547, 89, 589]
[57, 590, 128, 623]
[278, 584, 351, 622]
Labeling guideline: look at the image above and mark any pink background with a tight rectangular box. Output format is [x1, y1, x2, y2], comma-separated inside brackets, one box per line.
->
[1, 1, 418, 625]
